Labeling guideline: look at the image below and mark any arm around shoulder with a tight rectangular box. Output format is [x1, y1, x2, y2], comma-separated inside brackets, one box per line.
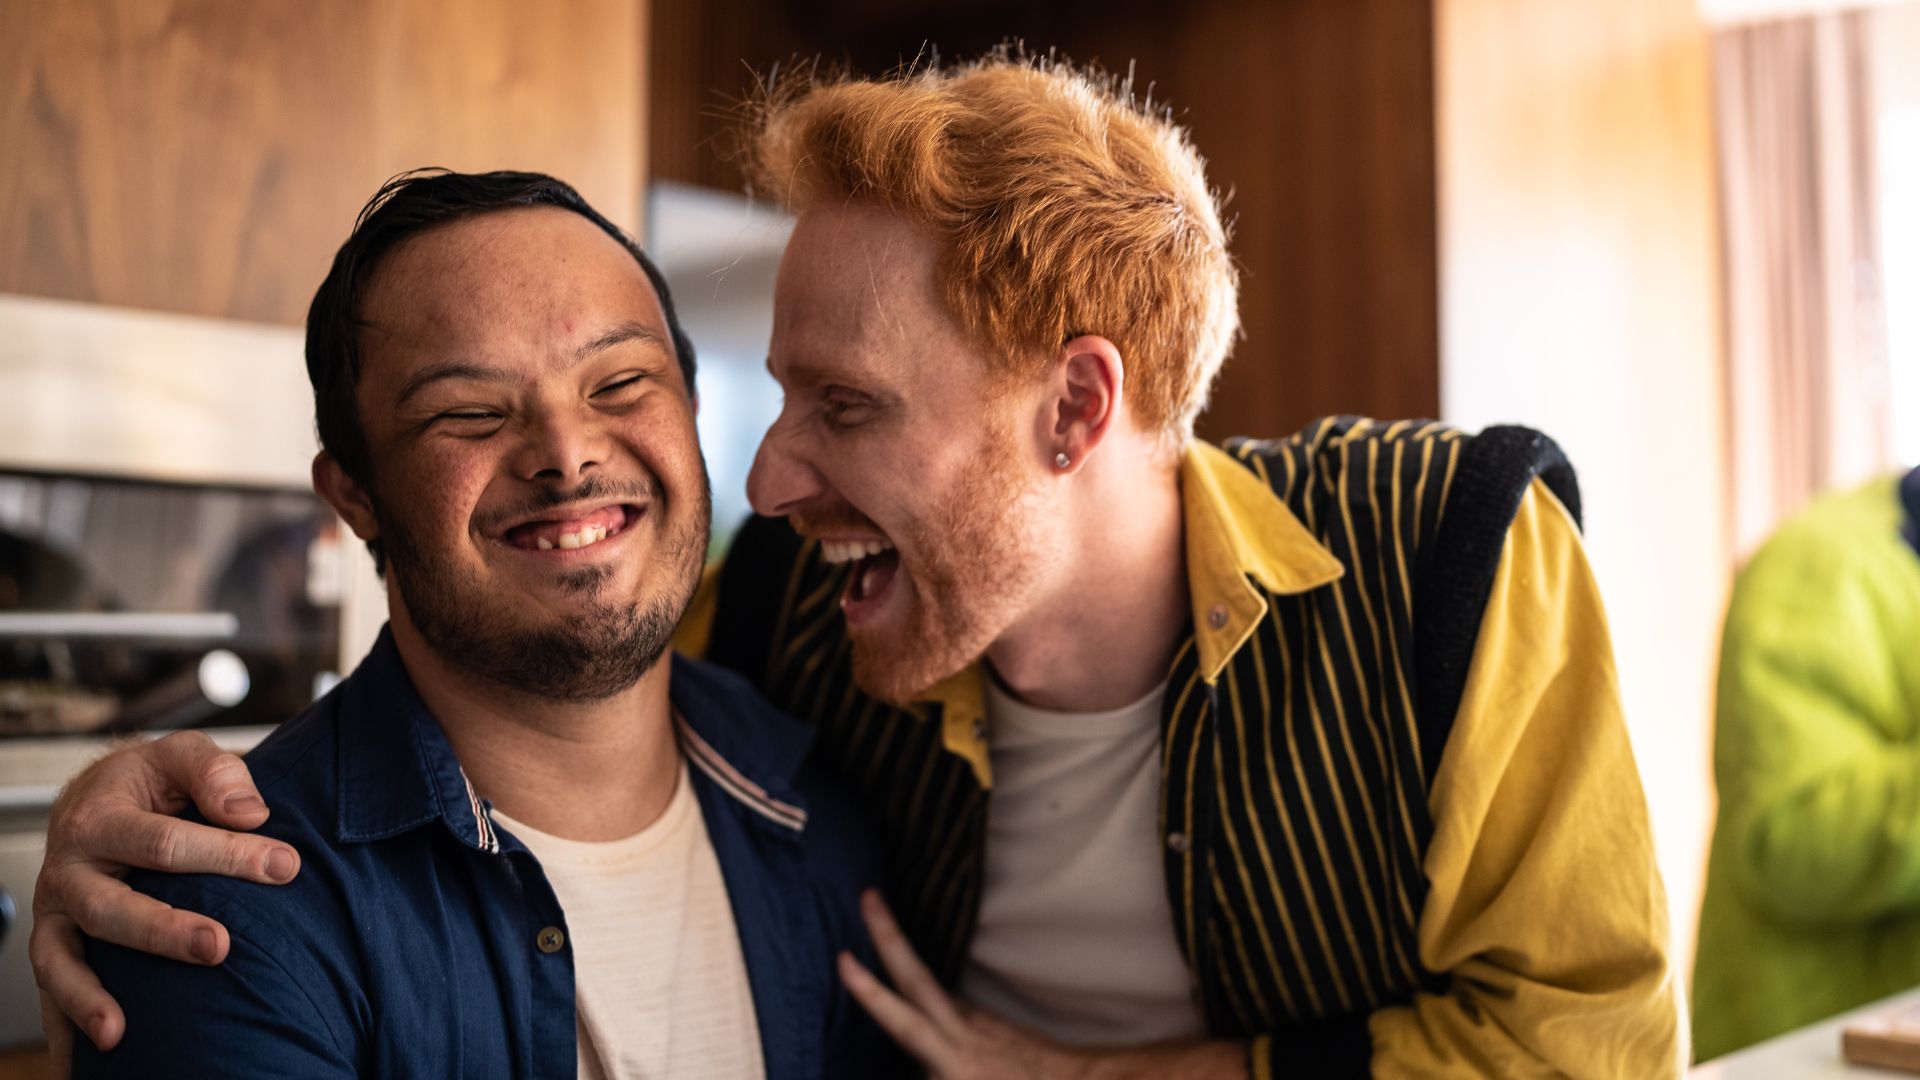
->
[71, 889, 355, 1079]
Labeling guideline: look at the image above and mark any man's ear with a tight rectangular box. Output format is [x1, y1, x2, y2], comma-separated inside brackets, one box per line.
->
[1043, 335, 1125, 474]
[312, 452, 380, 544]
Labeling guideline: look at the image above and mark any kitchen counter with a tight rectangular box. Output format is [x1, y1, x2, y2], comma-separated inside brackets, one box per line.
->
[1694, 986, 1920, 1077]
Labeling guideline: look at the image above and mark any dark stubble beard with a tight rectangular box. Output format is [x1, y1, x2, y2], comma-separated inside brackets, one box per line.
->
[378, 469, 711, 703]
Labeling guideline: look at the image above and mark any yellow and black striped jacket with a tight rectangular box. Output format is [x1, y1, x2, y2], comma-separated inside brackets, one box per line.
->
[689, 415, 1682, 1077]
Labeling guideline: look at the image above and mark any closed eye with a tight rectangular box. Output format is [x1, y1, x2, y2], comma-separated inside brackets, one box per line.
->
[821, 396, 875, 429]
[593, 374, 646, 398]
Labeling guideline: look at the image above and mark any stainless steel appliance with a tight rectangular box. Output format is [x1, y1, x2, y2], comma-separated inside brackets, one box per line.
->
[0, 469, 345, 738]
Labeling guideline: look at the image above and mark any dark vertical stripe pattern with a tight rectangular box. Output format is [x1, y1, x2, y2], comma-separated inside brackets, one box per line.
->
[733, 415, 1468, 1031]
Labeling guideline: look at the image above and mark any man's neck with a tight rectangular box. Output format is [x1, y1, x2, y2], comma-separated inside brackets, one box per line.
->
[986, 448, 1189, 713]
[386, 612, 681, 842]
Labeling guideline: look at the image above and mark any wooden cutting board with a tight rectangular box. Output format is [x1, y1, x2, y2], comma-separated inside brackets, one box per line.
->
[1846, 1002, 1920, 1073]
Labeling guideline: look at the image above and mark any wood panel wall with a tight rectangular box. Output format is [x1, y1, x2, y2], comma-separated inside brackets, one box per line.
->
[648, 0, 1440, 442]
[0, 0, 648, 327]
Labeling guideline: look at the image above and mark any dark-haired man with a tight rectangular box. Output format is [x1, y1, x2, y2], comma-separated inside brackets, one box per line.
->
[46, 170, 892, 1079]
[39, 58, 1683, 1079]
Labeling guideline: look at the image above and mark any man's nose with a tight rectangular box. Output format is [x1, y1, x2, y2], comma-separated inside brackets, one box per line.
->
[510, 409, 609, 485]
[746, 418, 824, 518]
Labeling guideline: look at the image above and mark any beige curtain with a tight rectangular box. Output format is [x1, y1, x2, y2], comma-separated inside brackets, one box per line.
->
[1714, 11, 1895, 556]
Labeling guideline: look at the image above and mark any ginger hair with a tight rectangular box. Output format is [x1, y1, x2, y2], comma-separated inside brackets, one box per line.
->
[743, 52, 1240, 445]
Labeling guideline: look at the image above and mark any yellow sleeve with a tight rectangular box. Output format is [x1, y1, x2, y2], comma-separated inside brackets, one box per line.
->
[1368, 479, 1685, 1078]
[672, 559, 724, 660]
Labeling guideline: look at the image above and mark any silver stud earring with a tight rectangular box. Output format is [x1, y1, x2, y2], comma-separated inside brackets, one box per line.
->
[1055, 452, 1071, 469]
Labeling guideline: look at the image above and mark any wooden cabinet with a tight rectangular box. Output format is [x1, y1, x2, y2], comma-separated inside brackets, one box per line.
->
[0, 0, 648, 327]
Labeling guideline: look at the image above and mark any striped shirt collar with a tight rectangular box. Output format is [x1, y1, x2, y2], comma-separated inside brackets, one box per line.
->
[668, 654, 814, 832]
[334, 628, 814, 851]
[915, 439, 1346, 789]
[1180, 440, 1345, 681]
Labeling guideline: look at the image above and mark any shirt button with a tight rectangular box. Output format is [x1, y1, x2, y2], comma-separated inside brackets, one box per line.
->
[971, 717, 986, 742]
[1167, 831, 1192, 854]
[536, 926, 565, 954]
[1207, 603, 1228, 630]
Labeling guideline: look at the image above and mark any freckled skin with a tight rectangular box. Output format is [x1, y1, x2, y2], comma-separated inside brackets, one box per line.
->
[749, 204, 1060, 703]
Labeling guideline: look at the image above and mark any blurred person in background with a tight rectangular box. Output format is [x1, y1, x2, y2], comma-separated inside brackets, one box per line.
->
[1693, 465, 1920, 1060]
[36, 54, 1684, 1078]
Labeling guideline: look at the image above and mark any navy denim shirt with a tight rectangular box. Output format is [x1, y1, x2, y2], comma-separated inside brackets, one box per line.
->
[75, 629, 896, 1079]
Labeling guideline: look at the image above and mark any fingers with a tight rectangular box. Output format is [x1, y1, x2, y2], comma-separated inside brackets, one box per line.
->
[858, 889, 963, 1031]
[39, 991, 76, 1070]
[54, 734, 210, 826]
[43, 865, 232, 964]
[151, 733, 269, 829]
[31, 915, 126, 1052]
[46, 733, 286, 881]
[838, 951, 953, 1073]
[70, 803, 298, 882]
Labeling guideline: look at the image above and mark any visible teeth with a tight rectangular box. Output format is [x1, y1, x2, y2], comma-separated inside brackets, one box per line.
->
[525, 516, 619, 552]
[819, 537, 894, 564]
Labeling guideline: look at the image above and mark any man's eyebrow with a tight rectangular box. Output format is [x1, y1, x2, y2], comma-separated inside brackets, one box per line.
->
[765, 355, 837, 387]
[765, 355, 901, 406]
[577, 322, 668, 363]
[393, 324, 670, 407]
[394, 361, 516, 407]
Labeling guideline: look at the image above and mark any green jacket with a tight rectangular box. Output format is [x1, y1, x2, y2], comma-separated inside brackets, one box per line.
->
[1694, 472, 1920, 1061]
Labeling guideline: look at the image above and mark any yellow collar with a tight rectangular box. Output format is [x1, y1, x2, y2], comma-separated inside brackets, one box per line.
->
[1180, 440, 1346, 682]
[917, 440, 1346, 788]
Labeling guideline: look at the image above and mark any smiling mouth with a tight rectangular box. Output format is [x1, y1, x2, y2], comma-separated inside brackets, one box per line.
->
[820, 536, 901, 613]
[504, 504, 642, 552]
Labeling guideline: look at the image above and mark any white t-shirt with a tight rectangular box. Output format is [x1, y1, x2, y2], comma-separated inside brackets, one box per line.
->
[492, 766, 765, 1080]
[958, 677, 1208, 1047]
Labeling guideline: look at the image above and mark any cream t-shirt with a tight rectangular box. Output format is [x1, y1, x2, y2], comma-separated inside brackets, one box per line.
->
[492, 766, 765, 1080]
[958, 677, 1208, 1047]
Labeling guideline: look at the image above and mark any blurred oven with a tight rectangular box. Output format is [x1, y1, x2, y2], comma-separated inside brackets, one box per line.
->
[0, 469, 346, 738]
[0, 293, 384, 1049]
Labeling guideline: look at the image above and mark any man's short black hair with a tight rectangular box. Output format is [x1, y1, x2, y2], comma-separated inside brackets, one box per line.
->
[305, 169, 698, 538]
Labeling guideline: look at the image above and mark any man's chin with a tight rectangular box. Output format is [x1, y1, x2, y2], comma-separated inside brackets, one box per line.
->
[457, 600, 684, 703]
[486, 549, 623, 598]
[846, 629, 972, 708]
